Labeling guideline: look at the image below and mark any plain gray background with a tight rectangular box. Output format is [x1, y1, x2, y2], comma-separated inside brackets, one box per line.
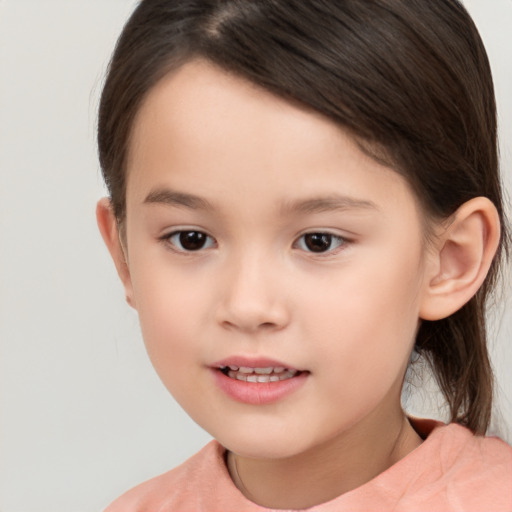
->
[0, 1, 510, 511]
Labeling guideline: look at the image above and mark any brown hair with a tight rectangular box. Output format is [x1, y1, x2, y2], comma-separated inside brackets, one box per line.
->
[98, 0, 510, 434]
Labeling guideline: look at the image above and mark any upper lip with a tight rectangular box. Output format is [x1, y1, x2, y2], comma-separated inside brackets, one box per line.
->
[211, 356, 302, 372]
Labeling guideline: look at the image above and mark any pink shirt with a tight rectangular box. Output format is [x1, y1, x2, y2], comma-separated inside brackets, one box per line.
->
[105, 420, 512, 511]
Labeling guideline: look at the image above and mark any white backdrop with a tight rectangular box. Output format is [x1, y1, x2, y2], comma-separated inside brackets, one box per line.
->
[0, 1, 510, 511]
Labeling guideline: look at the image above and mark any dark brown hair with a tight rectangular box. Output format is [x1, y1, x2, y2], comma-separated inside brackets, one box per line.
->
[98, 0, 509, 434]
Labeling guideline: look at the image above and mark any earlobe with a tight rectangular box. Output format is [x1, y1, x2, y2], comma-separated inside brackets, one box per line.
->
[96, 198, 136, 308]
[419, 197, 500, 321]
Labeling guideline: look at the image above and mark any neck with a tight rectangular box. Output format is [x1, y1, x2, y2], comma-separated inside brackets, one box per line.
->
[227, 411, 423, 510]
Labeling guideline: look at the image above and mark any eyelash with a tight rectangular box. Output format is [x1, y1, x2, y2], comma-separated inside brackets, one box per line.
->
[162, 230, 217, 252]
[160, 230, 348, 255]
[293, 232, 347, 254]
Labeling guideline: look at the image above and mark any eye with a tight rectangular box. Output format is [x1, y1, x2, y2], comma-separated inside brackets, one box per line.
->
[165, 230, 216, 252]
[295, 232, 345, 253]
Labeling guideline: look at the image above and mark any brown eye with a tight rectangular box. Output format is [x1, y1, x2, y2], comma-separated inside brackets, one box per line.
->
[168, 231, 215, 252]
[297, 233, 344, 253]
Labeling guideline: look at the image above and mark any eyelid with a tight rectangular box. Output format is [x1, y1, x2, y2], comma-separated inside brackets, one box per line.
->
[158, 227, 352, 255]
[293, 230, 350, 255]
[159, 227, 217, 253]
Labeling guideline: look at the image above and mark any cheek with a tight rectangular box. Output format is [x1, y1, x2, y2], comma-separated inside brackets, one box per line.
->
[301, 271, 421, 429]
[130, 270, 224, 425]
[303, 245, 424, 381]
[129, 260, 208, 378]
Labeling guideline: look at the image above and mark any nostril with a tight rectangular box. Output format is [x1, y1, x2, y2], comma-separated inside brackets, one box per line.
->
[221, 320, 278, 332]
[216, 296, 290, 332]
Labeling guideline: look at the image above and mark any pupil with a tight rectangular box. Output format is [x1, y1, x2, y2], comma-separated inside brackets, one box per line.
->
[305, 233, 331, 252]
[179, 231, 206, 251]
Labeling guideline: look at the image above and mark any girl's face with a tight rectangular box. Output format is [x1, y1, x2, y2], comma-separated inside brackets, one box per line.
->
[122, 60, 433, 459]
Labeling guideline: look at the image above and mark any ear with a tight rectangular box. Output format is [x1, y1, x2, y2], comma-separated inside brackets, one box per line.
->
[96, 198, 136, 308]
[419, 197, 500, 321]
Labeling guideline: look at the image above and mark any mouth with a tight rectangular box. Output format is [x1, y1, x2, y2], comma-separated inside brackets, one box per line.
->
[219, 365, 301, 383]
[211, 357, 308, 404]
[212, 361, 308, 404]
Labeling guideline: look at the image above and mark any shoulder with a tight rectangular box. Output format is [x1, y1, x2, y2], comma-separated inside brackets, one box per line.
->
[411, 418, 512, 465]
[103, 441, 228, 512]
[404, 420, 512, 511]
[435, 421, 512, 470]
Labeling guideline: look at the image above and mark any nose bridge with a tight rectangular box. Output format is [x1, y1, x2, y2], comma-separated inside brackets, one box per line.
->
[217, 244, 289, 332]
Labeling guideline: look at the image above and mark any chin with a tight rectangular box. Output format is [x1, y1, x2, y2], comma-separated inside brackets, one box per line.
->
[209, 424, 315, 460]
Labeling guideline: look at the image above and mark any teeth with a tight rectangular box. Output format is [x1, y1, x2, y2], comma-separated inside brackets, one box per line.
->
[254, 368, 273, 375]
[224, 366, 289, 375]
[226, 368, 299, 383]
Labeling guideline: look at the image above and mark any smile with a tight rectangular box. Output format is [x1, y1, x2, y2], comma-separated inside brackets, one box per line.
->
[220, 366, 300, 383]
[212, 359, 308, 405]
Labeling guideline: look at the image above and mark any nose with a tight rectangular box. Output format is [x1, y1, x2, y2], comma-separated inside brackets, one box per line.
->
[216, 251, 290, 333]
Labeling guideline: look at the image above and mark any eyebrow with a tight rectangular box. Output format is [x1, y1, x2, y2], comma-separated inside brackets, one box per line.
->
[143, 188, 214, 210]
[143, 188, 378, 215]
[280, 195, 379, 215]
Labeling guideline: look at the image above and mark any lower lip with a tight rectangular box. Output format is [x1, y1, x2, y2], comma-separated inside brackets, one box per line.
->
[211, 369, 308, 405]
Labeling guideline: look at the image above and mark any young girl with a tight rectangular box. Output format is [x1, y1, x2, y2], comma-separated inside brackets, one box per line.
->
[96, 0, 512, 510]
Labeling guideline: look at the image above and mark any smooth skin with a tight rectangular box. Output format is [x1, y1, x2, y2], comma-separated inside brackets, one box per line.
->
[97, 60, 500, 509]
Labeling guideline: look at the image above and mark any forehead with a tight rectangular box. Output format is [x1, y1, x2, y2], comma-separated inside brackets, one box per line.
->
[126, 59, 420, 221]
[128, 59, 353, 173]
